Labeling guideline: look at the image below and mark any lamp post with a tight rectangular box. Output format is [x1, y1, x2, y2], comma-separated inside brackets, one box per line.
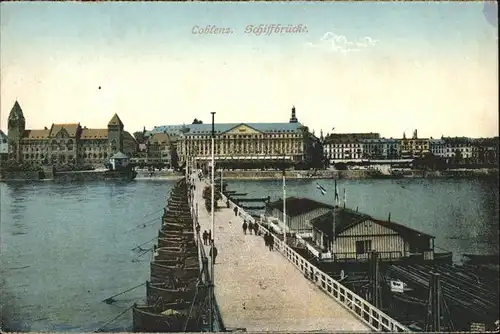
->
[209, 111, 216, 331]
[280, 152, 287, 245]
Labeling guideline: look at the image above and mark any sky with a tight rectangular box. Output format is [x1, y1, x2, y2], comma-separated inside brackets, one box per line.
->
[0, 1, 498, 138]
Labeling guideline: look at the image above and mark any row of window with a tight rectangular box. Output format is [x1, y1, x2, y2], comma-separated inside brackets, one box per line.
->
[22, 145, 115, 152]
[184, 133, 301, 140]
[23, 152, 110, 160]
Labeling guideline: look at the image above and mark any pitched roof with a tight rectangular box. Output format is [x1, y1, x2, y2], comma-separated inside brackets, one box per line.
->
[267, 197, 334, 217]
[8, 101, 25, 121]
[310, 208, 434, 241]
[147, 122, 305, 137]
[0, 130, 7, 139]
[22, 129, 51, 140]
[81, 128, 108, 139]
[123, 131, 137, 143]
[49, 123, 80, 137]
[108, 114, 124, 127]
[111, 151, 129, 159]
[149, 132, 171, 145]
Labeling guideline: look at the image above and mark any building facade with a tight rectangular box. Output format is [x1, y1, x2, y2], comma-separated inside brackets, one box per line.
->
[429, 138, 446, 157]
[471, 137, 499, 165]
[441, 137, 474, 161]
[0, 130, 9, 162]
[152, 107, 316, 169]
[400, 129, 430, 159]
[322, 133, 380, 164]
[6, 101, 137, 166]
[362, 138, 401, 160]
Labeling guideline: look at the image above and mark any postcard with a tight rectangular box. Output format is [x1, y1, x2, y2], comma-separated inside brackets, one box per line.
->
[0, 1, 498, 333]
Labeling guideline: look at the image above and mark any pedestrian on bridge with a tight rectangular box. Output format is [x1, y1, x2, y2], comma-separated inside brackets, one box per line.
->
[242, 221, 248, 235]
[248, 221, 254, 234]
[208, 230, 212, 241]
[195, 223, 201, 235]
[254, 222, 259, 235]
[264, 232, 269, 247]
[209, 243, 218, 264]
[269, 234, 274, 251]
[202, 230, 208, 245]
[233, 206, 238, 216]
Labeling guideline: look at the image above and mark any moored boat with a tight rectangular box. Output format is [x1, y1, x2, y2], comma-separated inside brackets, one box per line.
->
[132, 302, 199, 332]
[146, 281, 197, 304]
[150, 262, 200, 279]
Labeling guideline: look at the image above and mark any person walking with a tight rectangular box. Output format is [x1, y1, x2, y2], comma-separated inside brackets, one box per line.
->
[253, 222, 259, 235]
[248, 221, 254, 235]
[195, 223, 201, 235]
[209, 243, 218, 264]
[233, 207, 238, 217]
[208, 230, 212, 242]
[202, 230, 208, 245]
[264, 232, 269, 247]
[270, 235, 275, 251]
[242, 221, 248, 235]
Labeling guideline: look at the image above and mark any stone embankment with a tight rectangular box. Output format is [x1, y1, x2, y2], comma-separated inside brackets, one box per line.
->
[135, 170, 184, 180]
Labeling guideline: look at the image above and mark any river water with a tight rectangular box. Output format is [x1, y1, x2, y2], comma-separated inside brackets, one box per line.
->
[0, 177, 498, 332]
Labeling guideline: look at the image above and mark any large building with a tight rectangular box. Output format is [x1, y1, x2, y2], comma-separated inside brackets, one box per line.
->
[148, 106, 320, 169]
[6, 101, 137, 166]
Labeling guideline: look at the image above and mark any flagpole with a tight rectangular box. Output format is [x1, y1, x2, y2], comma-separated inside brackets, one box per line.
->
[282, 153, 287, 245]
[209, 111, 216, 332]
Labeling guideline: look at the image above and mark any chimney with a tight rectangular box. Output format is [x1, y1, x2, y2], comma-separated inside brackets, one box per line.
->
[413, 129, 418, 139]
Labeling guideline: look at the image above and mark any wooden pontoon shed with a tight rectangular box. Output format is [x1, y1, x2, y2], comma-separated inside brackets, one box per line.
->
[310, 208, 436, 262]
[265, 197, 335, 235]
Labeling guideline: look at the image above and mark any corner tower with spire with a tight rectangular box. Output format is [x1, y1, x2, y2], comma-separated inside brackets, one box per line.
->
[107, 113, 124, 155]
[7, 101, 26, 161]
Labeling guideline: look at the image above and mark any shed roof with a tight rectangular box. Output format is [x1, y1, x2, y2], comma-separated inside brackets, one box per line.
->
[111, 152, 129, 159]
[310, 208, 434, 241]
[267, 197, 334, 217]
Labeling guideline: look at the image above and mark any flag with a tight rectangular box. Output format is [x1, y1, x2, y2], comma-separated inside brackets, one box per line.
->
[316, 183, 327, 195]
[334, 180, 339, 204]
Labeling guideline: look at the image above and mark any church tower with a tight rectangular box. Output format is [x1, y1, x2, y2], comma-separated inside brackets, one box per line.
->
[7, 101, 26, 161]
[107, 113, 124, 156]
[289, 105, 298, 123]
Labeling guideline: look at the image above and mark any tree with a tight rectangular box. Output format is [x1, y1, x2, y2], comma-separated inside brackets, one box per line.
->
[192, 118, 203, 124]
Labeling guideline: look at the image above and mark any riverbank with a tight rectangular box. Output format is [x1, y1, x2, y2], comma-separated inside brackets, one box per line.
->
[218, 168, 499, 180]
[1, 168, 497, 182]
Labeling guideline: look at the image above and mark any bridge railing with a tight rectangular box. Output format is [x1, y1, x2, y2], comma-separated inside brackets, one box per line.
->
[220, 191, 409, 333]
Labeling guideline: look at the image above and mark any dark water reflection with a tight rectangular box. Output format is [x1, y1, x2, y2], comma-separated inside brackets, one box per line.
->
[1, 180, 173, 332]
[0, 178, 498, 332]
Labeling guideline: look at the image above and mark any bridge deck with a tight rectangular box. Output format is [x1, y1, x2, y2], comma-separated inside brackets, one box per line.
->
[192, 177, 369, 332]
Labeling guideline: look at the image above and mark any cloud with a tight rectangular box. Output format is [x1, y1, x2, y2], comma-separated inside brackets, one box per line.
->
[306, 32, 378, 53]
